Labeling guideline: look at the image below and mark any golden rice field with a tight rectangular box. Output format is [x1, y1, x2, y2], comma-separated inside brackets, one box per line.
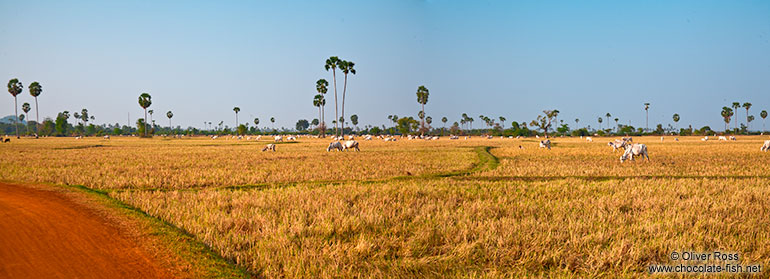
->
[2, 135, 769, 278]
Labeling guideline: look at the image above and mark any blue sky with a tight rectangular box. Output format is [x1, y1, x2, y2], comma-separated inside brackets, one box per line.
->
[1, 0, 769, 131]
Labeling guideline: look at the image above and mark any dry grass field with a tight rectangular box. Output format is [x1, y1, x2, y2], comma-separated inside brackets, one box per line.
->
[2, 135, 769, 278]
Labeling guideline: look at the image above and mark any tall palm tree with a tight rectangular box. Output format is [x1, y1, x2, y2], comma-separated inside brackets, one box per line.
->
[499, 116, 506, 130]
[416, 85, 429, 136]
[721, 107, 733, 132]
[644, 103, 650, 132]
[316, 79, 329, 137]
[672, 113, 680, 132]
[351, 114, 359, 131]
[614, 118, 619, 132]
[313, 94, 325, 132]
[166, 111, 174, 131]
[597, 117, 603, 130]
[324, 56, 341, 137]
[270, 117, 275, 130]
[441, 117, 448, 135]
[254, 118, 259, 131]
[138, 93, 152, 137]
[761, 110, 768, 132]
[7, 79, 23, 138]
[233, 107, 240, 128]
[425, 116, 432, 135]
[731, 102, 740, 131]
[22, 102, 31, 135]
[28, 81, 42, 135]
[742, 102, 752, 132]
[338, 60, 356, 137]
[605, 113, 611, 130]
[575, 118, 579, 129]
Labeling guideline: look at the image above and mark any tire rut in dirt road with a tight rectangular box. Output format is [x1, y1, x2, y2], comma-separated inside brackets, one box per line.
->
[0, 182, 171, 279]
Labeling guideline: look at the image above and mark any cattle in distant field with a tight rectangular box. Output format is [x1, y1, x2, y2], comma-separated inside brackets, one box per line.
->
[539, 139, 551, 150]
[262, 144, 276, 152]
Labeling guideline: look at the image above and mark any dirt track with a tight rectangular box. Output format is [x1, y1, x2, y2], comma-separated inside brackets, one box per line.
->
[0, 182, 170, 278]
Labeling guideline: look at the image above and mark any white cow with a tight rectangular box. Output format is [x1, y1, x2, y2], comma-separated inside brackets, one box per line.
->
[585, 137, 593, 142]
[622, 137, 633, 142]
[701, 136, 709, 141]
[262, 144, 276, 152]
[608, 139, 628, 152]
[274, 136, 283, 142]
[729, 136, 736, 141]
[327, 141, 343, 152]
[343, 140, 360, 152]
[287, 136, 296, 141]
[620, 143, 649, 163]
[718, 136, 727, 141]
[539, 139, 551, 150]
[761, 140, 770, 152]
[103, 135, 110, 140]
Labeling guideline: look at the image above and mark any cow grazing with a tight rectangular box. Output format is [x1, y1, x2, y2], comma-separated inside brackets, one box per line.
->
[262, 144, 276, 152]
[718, 136, 727, 141]
[761, 140, 770, 152]
[585, 137, 593, 142]
[622, 137, 633, 142]
[701, 136, 709, 141]
[287, 136, 296, 141]
[620, 143, 649, 163]
[2, 138, 9, 143]
[729, 136, 736, 141]
[343, 140, 360, 152]
[539, 139, 551, 150]
[327, 141, 343, 152]
[274, 136, 283, 142]
[103, 135, 110, 140]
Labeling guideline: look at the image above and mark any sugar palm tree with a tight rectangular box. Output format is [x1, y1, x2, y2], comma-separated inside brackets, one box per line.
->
[721, 107, 733, 132]
[138, 93, 152, 137]
[7, 78, 23, 138]
[270, 117, 275, 130]
[350, 114, 359, 131]
[425, 116, 432, 135]
[673, 113, 680, 130]
[254, 118, 259, 131]
[575, 118, 579, 129]
[28, 81, 42, 135]
[441, 116, 448, 135]
[731, 102, 740, 131]
[416, 85, 429, 136]
[324, 56, 341, 137]
[22, 102, 31, 135]
[742, 102, 752, 132]
[761, 110, 768, 132]
[499, 116, 506, 130]
[316, 79, 329, 137]
[338, 60, 356, 137]
[233, 107, 240, 128]
[605, 113, 611, 130]
[166, 111, 173, 131]
[313, 94, 325, 132]
[644, 103, 650, 132]
[614, 118, 619, 132]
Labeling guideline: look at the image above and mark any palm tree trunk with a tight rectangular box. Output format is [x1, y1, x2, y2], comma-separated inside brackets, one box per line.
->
[420, 104, 425, 137]
[332, 70, 338, 138]
[341, 73, 347, 138]
[14, 96, 19, 138]
[318, 106, 322, 136]
[144, 108, 148, 137]
[34, 97, 39, 136]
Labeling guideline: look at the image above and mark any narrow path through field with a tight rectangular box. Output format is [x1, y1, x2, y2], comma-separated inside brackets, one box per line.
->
[0, 182, 171, 279]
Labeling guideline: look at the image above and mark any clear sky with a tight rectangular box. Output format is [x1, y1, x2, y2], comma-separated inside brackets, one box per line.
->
[2, 0, 769, 131]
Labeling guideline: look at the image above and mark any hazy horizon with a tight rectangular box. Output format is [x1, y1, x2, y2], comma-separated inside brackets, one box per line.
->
[2, 1, 769, 131]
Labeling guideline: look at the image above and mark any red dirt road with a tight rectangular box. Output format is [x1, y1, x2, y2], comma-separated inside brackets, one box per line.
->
[0, 182, 170, 278]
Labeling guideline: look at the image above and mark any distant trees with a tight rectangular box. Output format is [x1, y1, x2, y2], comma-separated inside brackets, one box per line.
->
[499, 116, 506, 130]
[138, 93, 152, 137]
[530, 110, 558, 138]
[55, 111, 70, 135]
[416, 85, 429, 136]
[316, 79, 329, 137]
[350, 114, 359, 131]
[441, 117, 448, 135]
[7, 78, 23, 138]
[742, 102, 751, 131]
[313, 93, 325, 134]
[731, 102, 740, 131]
[29, 81, 42, 135]
[295, 119, 309, 131]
